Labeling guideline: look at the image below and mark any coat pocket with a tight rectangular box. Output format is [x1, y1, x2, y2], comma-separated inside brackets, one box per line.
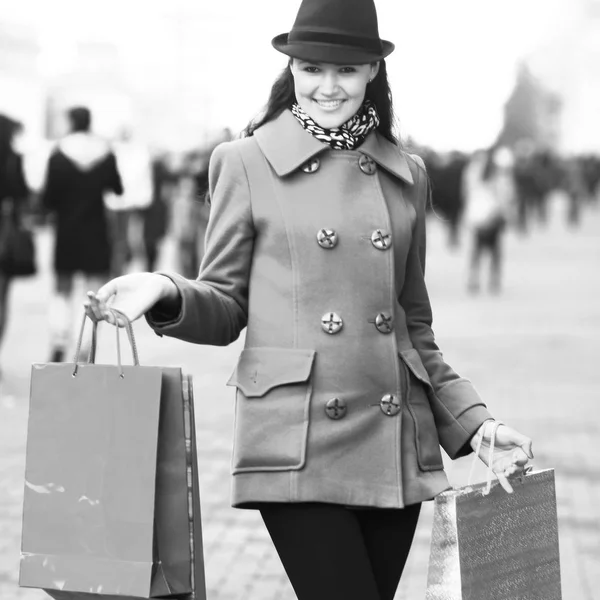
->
[227, 347, 316, 473]
[399, 349, 444, 471]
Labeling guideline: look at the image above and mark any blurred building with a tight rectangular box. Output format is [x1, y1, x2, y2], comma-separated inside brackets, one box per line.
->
[497, 63, 562, 150]
[526, 0, 600, 153]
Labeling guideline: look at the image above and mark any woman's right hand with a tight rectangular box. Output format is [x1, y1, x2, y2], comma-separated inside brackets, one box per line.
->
[84, 273, 178, 326]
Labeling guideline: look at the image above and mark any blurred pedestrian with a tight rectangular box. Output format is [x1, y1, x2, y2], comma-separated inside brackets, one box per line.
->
[463, 146, 515, 294]
[562, 157, 586, 228]
[428, 150, 468, 248]
[0, 114, 30, 367]
[140, 153, 171, 272]
[105, 127, 153, 276]
[581, 154, 600, 205]
[85, 0, 532, 597]
[42, 106, 123, 362]
[170, 152, 209, 279]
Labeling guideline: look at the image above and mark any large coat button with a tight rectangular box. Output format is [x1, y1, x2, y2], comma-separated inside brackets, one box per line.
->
[321, 312, 343, 334]
[375, 312, 393, 334]
[358, 155, 377, 175]
[380, 394, 401, 416]
[325, 397, 347, 420]
[317, 228, 338, 249]
[371, 229, 392, 250]
[302, 157, 320, 173]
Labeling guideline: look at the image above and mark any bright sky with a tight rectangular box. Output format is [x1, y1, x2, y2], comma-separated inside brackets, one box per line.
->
[1, 0, 568, 151]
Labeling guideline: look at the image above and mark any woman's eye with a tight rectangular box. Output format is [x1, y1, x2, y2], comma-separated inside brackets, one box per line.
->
[303, 66, 320, 73]
[340, 67, 357, 74]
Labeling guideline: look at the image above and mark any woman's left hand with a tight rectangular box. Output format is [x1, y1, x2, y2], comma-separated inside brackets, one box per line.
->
[470, 421, 534, 493]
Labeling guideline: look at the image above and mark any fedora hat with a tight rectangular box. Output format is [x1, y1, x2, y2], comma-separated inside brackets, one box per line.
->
[272, 0, 394, 65]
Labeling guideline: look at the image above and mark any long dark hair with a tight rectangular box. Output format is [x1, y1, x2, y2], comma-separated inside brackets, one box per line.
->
[243, 59, 400, 145]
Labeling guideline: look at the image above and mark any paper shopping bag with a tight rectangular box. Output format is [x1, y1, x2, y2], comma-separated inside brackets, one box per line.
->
[425, 468, 562, 600]
[19, 314, 206, 599]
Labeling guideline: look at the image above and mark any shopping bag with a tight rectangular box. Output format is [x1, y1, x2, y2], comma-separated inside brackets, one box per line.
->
[19, 310, 207, 599]
[426, 422, 562, 600]
[0, 207, 36, 277]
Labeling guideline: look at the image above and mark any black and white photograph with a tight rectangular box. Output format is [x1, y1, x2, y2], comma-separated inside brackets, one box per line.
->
[1, 0, 599, 599]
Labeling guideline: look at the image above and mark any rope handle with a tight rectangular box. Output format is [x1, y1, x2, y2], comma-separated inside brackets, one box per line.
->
[72, 308, 140, 377]
[467, 419, 503, 495]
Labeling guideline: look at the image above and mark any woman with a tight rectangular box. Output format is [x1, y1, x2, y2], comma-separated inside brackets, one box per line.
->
[86, 1, 533, 598]
[0, 114, 29, 366]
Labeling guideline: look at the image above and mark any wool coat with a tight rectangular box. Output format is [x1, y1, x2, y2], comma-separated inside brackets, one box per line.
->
[148, 110, 493, 509]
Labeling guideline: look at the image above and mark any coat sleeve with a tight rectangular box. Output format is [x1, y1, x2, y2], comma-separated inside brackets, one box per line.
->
[398, 157, 493, 459]
[145, 141, 254, 345]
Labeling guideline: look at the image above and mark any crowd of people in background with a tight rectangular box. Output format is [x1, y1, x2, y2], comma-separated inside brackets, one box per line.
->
[0, 105, 599, 370]
[0, 107, 231, 368]
[421, 143, 600, 295]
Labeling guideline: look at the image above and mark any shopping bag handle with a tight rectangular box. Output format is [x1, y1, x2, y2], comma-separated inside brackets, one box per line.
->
[467, 419, 501, 496]
[72, 308, 140, 377]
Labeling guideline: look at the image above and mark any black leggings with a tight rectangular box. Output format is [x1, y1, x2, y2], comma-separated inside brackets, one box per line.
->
[260, 502, 421, 600]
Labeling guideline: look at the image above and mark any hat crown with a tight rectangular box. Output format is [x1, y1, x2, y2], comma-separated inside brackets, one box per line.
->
[272, 0, 394, 65]
[291, 0, 381, 41]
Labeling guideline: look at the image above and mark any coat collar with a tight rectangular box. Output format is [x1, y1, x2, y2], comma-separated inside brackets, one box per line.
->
[254, 109, 414, 185]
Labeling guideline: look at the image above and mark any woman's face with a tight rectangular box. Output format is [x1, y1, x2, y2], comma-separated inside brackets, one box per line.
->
[290, 59, 380, 129]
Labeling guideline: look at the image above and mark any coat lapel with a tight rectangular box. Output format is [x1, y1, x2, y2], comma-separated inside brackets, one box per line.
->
[359, 132, 414, 185]
[255, 109, 414, 185]
[254, 110, 327, 177]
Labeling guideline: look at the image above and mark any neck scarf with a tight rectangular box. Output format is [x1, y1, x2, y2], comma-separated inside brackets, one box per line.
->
[291, 100, 380, 150]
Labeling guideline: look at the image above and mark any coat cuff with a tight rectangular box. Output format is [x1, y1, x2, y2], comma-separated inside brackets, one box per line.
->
[429, 380, 494, 459]
[144, 272, 187, 335]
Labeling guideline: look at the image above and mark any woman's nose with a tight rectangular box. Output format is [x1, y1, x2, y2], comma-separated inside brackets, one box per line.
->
[319, 73, 340, 96]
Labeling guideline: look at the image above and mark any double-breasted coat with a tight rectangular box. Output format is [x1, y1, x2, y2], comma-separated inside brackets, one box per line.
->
[148, 110, 493, 509]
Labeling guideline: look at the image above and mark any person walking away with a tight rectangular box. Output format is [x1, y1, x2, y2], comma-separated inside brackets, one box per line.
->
[84, 1, 533, 598]
[104, 127, 153, 276]
[170, 153, 205, 279]
[42, 106, 123, 362]
[140, 153, 171, 272]
[428, 150, 468, 249]
[0, 114, 30, 371]
[463, 146, 515, 294]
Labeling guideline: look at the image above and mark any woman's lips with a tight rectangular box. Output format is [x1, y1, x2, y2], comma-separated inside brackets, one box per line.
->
[313, 99, 346, 110]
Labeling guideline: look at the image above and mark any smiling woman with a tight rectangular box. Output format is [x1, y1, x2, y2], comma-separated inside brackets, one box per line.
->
[84, 0, 534, 598]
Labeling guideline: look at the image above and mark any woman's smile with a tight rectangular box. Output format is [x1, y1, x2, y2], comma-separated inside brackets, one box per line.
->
[313, 98, 346, 111]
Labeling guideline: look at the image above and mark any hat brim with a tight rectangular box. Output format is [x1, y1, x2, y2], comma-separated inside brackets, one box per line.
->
[272, 33, 394, 65]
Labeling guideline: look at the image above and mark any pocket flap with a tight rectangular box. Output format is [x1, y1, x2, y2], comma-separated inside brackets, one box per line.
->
[399, 348, 432, 387]
[227, 348, 316, 397]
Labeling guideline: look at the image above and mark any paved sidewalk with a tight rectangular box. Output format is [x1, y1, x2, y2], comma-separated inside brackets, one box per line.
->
[1, 194, 599, 600]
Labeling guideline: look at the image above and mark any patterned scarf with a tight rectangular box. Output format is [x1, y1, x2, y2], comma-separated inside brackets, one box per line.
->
[291, 100, 380, 150]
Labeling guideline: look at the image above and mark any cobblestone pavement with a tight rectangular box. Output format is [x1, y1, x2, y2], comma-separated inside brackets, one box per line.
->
[1, 195, 599, 600]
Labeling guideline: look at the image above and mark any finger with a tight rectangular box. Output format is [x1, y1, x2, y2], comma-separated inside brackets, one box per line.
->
[83, 302, 99, 323]
[95, 280, 118, 304]
[108, 308, 129, 328]
[86, 292, 106, 322]
[504, 464, 525, 479]
[496, 472, 514, 494]
[85, 294, 104, 322]
[104, 309, 117, 326]
[521, 439, 534, 459]
[511, 448, 531, 466]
